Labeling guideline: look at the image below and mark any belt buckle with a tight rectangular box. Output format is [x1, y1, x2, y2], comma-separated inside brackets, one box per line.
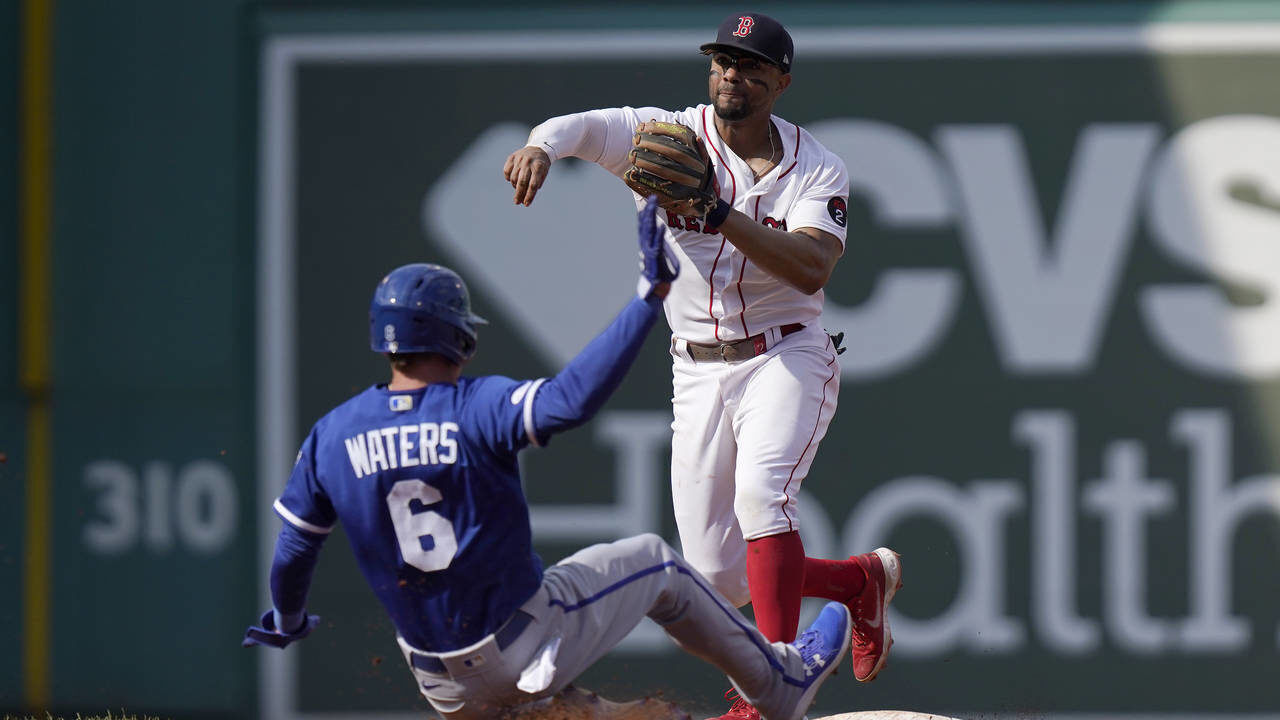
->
[720, 336, 764, 362]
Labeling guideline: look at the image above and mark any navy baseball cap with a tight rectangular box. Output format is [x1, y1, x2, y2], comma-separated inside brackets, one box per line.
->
[700, 12, 793, 73]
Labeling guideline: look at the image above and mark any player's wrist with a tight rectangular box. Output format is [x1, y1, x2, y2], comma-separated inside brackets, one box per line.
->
[525, 142, 556, 164]
[636, 277, 670, 302]
[704, 199, 732, 230]
[274, 607, 307, 634]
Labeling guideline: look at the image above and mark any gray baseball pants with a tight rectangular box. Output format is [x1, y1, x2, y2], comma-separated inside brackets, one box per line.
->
[397, 533, 815, 720]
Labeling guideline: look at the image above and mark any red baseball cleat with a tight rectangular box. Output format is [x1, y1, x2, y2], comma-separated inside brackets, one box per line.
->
[708, 688, 760, 720]
[846, 547, 903, 682]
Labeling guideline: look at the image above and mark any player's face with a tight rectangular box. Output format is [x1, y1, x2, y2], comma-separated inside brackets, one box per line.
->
[708, 52, 788, 121]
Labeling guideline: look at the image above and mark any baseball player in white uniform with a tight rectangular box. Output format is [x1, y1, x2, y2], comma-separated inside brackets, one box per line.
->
[503, 13, 902, 720]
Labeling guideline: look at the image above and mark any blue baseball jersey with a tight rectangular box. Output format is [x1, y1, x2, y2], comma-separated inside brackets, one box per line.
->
[274, 375, 548, 652]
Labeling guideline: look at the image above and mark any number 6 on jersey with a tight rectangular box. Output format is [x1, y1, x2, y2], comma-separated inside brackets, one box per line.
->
[386, 479, 457, 572]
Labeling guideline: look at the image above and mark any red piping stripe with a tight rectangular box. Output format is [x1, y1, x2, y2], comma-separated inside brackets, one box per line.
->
[780, 348, 838, 530]
[702, 106, 738, 341]
[737, 195, 766, 336]
[736, 257, 749, 336]
[707, 238, 729, 340]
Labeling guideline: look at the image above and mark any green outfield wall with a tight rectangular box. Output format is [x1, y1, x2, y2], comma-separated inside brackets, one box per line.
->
[5, 2, 1280, 719]
[1, 0, 23, 705]
[46, 0, 256, 715]
[3, 1, 256, 716]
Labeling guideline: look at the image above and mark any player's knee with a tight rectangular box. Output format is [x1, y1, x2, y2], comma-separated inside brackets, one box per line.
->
[633, 534, 749, 606]
[635, 532, 679, 561]
[618, 532, 673, 564]
[733, 484, 795, 537]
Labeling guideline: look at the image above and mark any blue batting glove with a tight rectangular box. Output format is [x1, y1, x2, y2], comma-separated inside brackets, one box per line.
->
[242, 609, 320, 649]
[636, 195, 679, 300]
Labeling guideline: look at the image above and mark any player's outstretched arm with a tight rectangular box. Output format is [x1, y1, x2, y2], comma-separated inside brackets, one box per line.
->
[503, 108, 661, 206]
[527, 196, 677, 440]
[243, 522, 326, 649]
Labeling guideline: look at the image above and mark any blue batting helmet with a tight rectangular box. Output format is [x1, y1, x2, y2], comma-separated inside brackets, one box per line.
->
[369, 263, 487, 363]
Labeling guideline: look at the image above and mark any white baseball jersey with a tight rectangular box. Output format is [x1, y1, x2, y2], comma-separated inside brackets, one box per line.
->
[528, 105, 851, 344]
[528, 105, 848, 606]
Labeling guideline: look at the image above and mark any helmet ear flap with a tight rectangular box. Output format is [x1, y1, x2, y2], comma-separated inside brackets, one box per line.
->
[454, 327, 477, 362]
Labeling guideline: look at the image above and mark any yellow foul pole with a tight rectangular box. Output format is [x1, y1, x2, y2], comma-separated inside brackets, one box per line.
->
[20, 0, 53, 710]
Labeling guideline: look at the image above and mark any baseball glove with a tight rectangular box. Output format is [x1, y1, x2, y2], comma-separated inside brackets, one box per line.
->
[624, 121, 719, 218]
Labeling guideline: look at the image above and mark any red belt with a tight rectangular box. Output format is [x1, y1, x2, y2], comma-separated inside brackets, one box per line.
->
[683, 323, 805, 363]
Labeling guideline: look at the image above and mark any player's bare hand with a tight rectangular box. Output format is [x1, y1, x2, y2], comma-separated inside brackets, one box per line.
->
[503, 146, 551, 206]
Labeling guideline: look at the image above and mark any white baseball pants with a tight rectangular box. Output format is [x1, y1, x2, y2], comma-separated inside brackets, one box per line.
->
[669, 324, 840, 607]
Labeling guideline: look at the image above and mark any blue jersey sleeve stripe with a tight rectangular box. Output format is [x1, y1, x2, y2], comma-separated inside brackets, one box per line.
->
[523, 378, 547, 447]
[273, 498, 335, 535]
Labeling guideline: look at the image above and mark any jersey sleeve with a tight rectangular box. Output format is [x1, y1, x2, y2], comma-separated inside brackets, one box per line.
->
[527, 106, 679, 177]
[462, 375, 550, 454]
[788, 149, 851, 246]
[274, 428, 339, 536]
[528, 295, 661, 439]
[270, 520, 326, 620]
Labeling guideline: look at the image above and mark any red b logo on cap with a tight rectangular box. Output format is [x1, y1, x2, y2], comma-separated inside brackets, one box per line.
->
[732, 16, 754, 37]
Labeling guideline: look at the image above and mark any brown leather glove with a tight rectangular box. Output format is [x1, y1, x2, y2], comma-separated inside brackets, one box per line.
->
[623, 121, 719, 218]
